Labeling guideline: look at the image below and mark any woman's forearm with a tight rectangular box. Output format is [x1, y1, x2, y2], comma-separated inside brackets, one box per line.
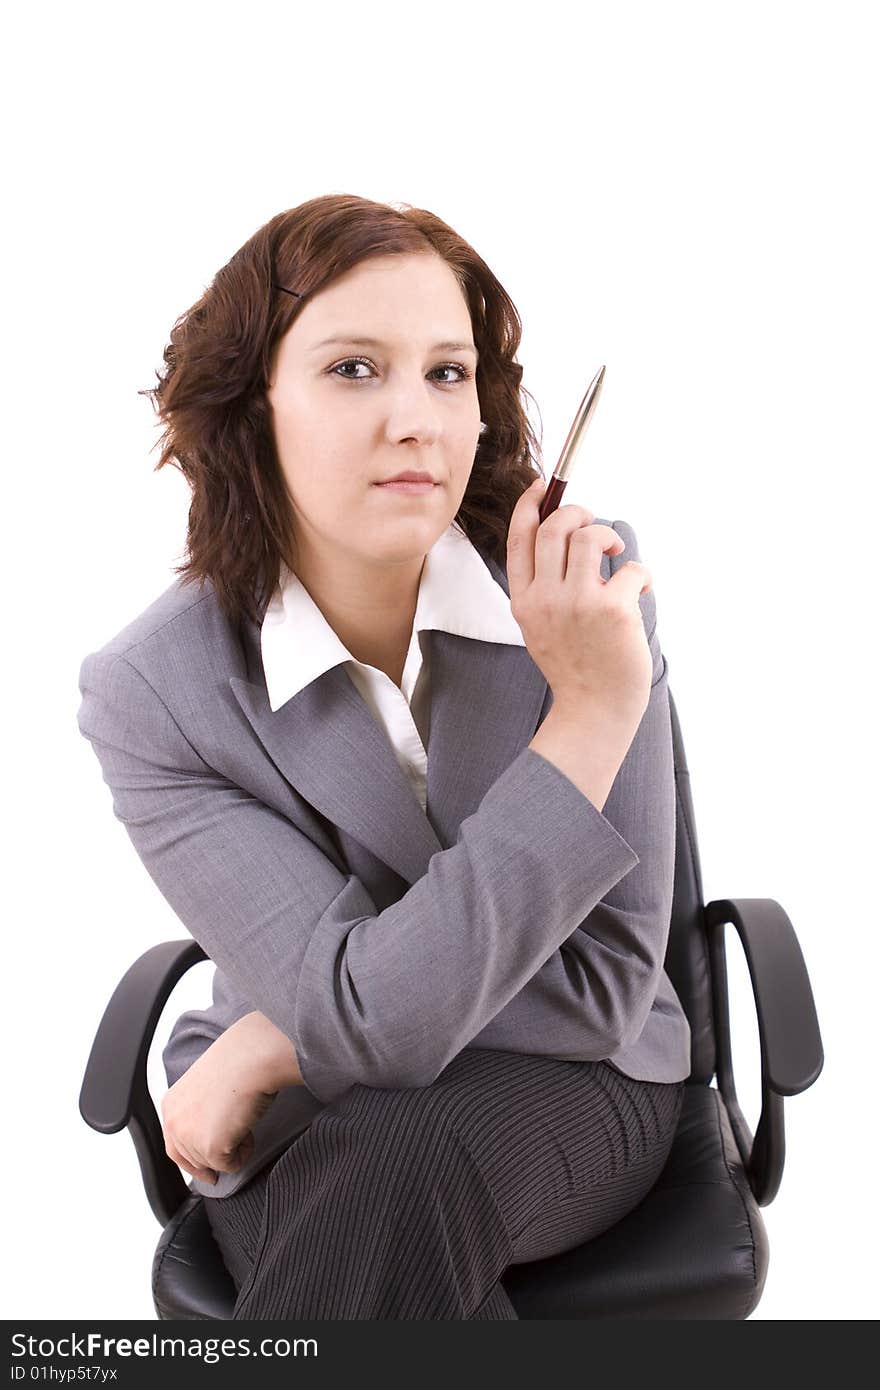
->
[226, 1010, 305, 1092]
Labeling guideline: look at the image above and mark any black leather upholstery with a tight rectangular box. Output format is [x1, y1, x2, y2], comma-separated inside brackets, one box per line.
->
[152, 1196, 237, 1322]
[502, 1084, 768, 1319]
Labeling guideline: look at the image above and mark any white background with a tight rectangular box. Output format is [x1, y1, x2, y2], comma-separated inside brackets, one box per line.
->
[4, 0, 877, 1322]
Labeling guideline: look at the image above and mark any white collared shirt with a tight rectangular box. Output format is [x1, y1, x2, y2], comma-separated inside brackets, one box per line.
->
[260, 520, 527, 811]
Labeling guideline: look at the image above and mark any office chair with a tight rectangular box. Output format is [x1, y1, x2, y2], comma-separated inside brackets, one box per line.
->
[79, 690, 824, 1319]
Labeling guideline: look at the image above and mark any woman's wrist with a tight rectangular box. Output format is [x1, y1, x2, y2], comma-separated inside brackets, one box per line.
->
[225, 1010, 304, 1092]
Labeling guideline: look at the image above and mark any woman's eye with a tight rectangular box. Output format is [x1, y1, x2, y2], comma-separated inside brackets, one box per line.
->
[330, 359, 373, 380]
[330, 357, 471, 384]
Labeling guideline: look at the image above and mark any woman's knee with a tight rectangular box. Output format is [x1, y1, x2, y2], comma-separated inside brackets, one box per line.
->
[303, 1081, 468, 1186]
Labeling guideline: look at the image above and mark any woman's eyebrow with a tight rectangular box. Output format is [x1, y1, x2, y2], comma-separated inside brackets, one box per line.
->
[308, 335, 479, 360]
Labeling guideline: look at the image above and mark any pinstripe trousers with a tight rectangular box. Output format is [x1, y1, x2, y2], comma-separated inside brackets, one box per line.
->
[204, 1047, 685, 1320]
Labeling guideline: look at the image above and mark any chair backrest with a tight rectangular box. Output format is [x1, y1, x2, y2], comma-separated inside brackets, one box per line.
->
[664, 689, 715, 1084]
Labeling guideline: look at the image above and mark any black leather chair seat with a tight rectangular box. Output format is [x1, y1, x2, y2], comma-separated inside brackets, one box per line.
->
[152, 1083, 768, 1321]
[152, 1196, 237, 1323]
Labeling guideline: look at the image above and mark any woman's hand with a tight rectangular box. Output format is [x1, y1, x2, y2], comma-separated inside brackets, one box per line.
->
[161, 1012, 304, 1186]
[508, 480, 654, 722]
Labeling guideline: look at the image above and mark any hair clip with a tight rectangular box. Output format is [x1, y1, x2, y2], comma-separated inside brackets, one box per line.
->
[271, 282, 304, 298]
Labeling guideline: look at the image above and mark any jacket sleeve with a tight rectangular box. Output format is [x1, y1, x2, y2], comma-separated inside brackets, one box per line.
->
[76, 642, 643, 1106]
[462, 518, 676, 1059]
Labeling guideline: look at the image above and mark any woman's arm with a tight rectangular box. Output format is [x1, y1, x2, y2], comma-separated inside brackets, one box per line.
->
[78, 519, 658, 1102]
[465, 644, 675, 1058]
[463, 516, 680, 1061]
[78, 653, 638, 1103]
[229, 1009, 305, 1090]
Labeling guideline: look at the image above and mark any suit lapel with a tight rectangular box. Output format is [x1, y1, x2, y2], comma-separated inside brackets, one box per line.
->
[228, 551, 550, 887]
[422, 628, 548, 849]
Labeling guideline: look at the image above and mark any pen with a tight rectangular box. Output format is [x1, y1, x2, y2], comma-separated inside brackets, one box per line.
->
[537, 365, 606, 523]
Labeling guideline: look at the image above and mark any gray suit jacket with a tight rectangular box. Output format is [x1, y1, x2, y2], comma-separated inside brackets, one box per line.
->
[77, 517, 691, 1198]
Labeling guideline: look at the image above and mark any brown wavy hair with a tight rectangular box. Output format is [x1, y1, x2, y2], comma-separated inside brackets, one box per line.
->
[139, 193, 545, 630]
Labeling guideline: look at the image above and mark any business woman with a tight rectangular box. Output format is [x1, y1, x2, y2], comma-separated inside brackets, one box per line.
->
[77, 193, 690, 1320]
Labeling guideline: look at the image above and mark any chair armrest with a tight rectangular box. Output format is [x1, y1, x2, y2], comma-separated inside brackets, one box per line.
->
[79, 938, 208, 1227]
[704, 897, 824, 1207]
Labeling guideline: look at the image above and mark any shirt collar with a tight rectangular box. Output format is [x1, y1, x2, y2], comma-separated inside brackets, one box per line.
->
[261, 520, 526, 713]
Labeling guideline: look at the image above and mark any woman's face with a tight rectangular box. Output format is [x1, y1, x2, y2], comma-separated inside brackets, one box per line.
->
[266, 252, 481, 572]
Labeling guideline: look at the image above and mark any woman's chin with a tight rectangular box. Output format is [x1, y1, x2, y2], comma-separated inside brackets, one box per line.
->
[364, 517, 449, 562]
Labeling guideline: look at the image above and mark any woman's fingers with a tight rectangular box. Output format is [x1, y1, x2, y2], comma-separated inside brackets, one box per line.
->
[165, 1126, 253, 1183]
[508, 478, 595, 604]
[165, 1134, 218, 1185]
[232, 1131, 255, 1168]
[506, 479, 545, 593]
[535, 511, 617, 587]
[563, 521, 626, 587]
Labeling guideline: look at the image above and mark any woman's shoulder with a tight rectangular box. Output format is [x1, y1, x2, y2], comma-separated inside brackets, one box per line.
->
[81, 574, 220, 664]
[76, 573, 246, 706]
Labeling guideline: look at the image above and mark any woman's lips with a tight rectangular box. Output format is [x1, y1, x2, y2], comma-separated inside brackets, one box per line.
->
[372, 481, 438, 494]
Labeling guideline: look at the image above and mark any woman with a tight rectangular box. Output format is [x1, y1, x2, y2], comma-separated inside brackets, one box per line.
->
[77, 193, 690, 1320]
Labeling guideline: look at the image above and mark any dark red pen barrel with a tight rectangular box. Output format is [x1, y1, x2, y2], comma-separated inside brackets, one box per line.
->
[538, 473, 568, 523]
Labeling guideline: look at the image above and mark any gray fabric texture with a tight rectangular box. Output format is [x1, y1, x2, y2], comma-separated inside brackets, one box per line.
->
[76, 519, 691, 1198]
